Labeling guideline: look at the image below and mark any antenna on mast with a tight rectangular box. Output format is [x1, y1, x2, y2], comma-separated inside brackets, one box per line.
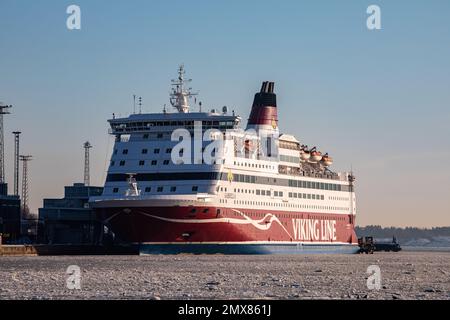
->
[170, 65, 198, 113]
[138, 97, 142, 114]
[133, 94, 136, 114]
[19, 155, 33, 218]
[12, 131, 21, 196]
[0, 102, 12, 183]
[83, 141, 92, 186]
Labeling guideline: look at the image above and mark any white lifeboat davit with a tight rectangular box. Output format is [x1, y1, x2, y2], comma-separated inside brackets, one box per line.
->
[321, 153, 333, 167]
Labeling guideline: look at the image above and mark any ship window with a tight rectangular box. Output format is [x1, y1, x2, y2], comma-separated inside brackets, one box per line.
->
[279, 191, 283, 197]
[166, 148, 172, 153]
[307, 194, 311, 199]
[110, 161, 115, 166]
[145, 187, 151, 193]
[192, 186, 198, 192]
[163, 160, 170, 165]
[170, 186, 176, 192]
[122, 149, 128, 155]
[312, 194, 316, 200]
[294, 193, 298, 198]
[143, 134, 149, 139]
[157, 186, 163, 192]
[154, 149, 160, 154]
[157, 133, 163, 139]
[151, 160, 157, 165]
[289, 192, 292, 198]
[261, 190, 266, 196]
[142, 149, 148, 154]
[114, 149, 118, 155]
[119, 160, 125, 166]
[113, 188, 119, 193]
[274, 191, 279, 197]
[139, 160, 145, 166]
[267, 190, 271, 196]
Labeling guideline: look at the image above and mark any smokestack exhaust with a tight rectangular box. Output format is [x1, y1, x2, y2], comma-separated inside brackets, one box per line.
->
[247, 81, 278, 129]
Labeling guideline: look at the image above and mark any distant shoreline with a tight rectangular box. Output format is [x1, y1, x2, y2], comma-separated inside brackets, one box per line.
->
[401, 246, 450, 252]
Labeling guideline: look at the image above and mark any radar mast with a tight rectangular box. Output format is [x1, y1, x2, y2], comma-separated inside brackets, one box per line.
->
[170, 65, 198, 113]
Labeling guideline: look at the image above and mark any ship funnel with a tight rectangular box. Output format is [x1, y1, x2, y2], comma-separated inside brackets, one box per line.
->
[247, 81, 278, 130]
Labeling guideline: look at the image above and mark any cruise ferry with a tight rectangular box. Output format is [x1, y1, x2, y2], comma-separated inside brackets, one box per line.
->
[91, 66, 358, 254]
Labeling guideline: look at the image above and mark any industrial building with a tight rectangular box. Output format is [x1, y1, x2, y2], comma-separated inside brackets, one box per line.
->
[0, 103, 21, 243]
[38, 183, 103, 244]
[0, 183, 21, 243]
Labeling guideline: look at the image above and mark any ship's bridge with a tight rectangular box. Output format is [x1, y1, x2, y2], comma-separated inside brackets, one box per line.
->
[109, 111, 241, 135]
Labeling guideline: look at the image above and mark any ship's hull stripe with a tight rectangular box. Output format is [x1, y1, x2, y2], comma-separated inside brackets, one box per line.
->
[140, 242, 359, 255]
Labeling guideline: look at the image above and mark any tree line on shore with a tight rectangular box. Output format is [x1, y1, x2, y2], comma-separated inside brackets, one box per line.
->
[355, 226, 450, 242]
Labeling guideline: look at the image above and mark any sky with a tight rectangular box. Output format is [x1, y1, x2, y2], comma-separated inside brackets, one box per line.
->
[0, 0, 449, 227]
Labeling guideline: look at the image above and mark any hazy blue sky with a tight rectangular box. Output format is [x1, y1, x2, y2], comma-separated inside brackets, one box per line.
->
[1, 0, 449, 227]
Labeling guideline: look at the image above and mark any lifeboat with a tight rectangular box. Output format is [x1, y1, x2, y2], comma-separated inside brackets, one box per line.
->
[310, 151, 322, 162]
[300, 145, 310, 161]
[300, 150, 310, 161]
[321, 153, 333, 166]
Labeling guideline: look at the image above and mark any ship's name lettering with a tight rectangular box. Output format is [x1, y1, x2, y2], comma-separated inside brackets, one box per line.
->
[292, 219, 337, 241]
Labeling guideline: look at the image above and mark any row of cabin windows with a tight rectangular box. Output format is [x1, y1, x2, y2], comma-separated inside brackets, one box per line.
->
[117, 148, 216, 156]
[227, 173, 345, 192]
[112, 159, 171, 167]
[232, 189, 283, 197]
[231, 211, 347, 222]
[232, 200, 349, 212]
[115, 148, 173, 155]
[222, 186, 324, 201]
[330, 196, 349, 201]
[112, 121, 235, 131]
[234, 161, 275, 170]
[112, 155, 220, 167]
[288, 180, 342, 191]
[279, 155, 300, 164]
[289, 192, 325, 200]
[112, 186, 199, 193]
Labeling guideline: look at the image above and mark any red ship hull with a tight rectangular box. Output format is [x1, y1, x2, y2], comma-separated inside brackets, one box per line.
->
[96, 205, 359, 254]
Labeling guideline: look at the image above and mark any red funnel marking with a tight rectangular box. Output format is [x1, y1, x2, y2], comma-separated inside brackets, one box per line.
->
[248, 81, 278, 127]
